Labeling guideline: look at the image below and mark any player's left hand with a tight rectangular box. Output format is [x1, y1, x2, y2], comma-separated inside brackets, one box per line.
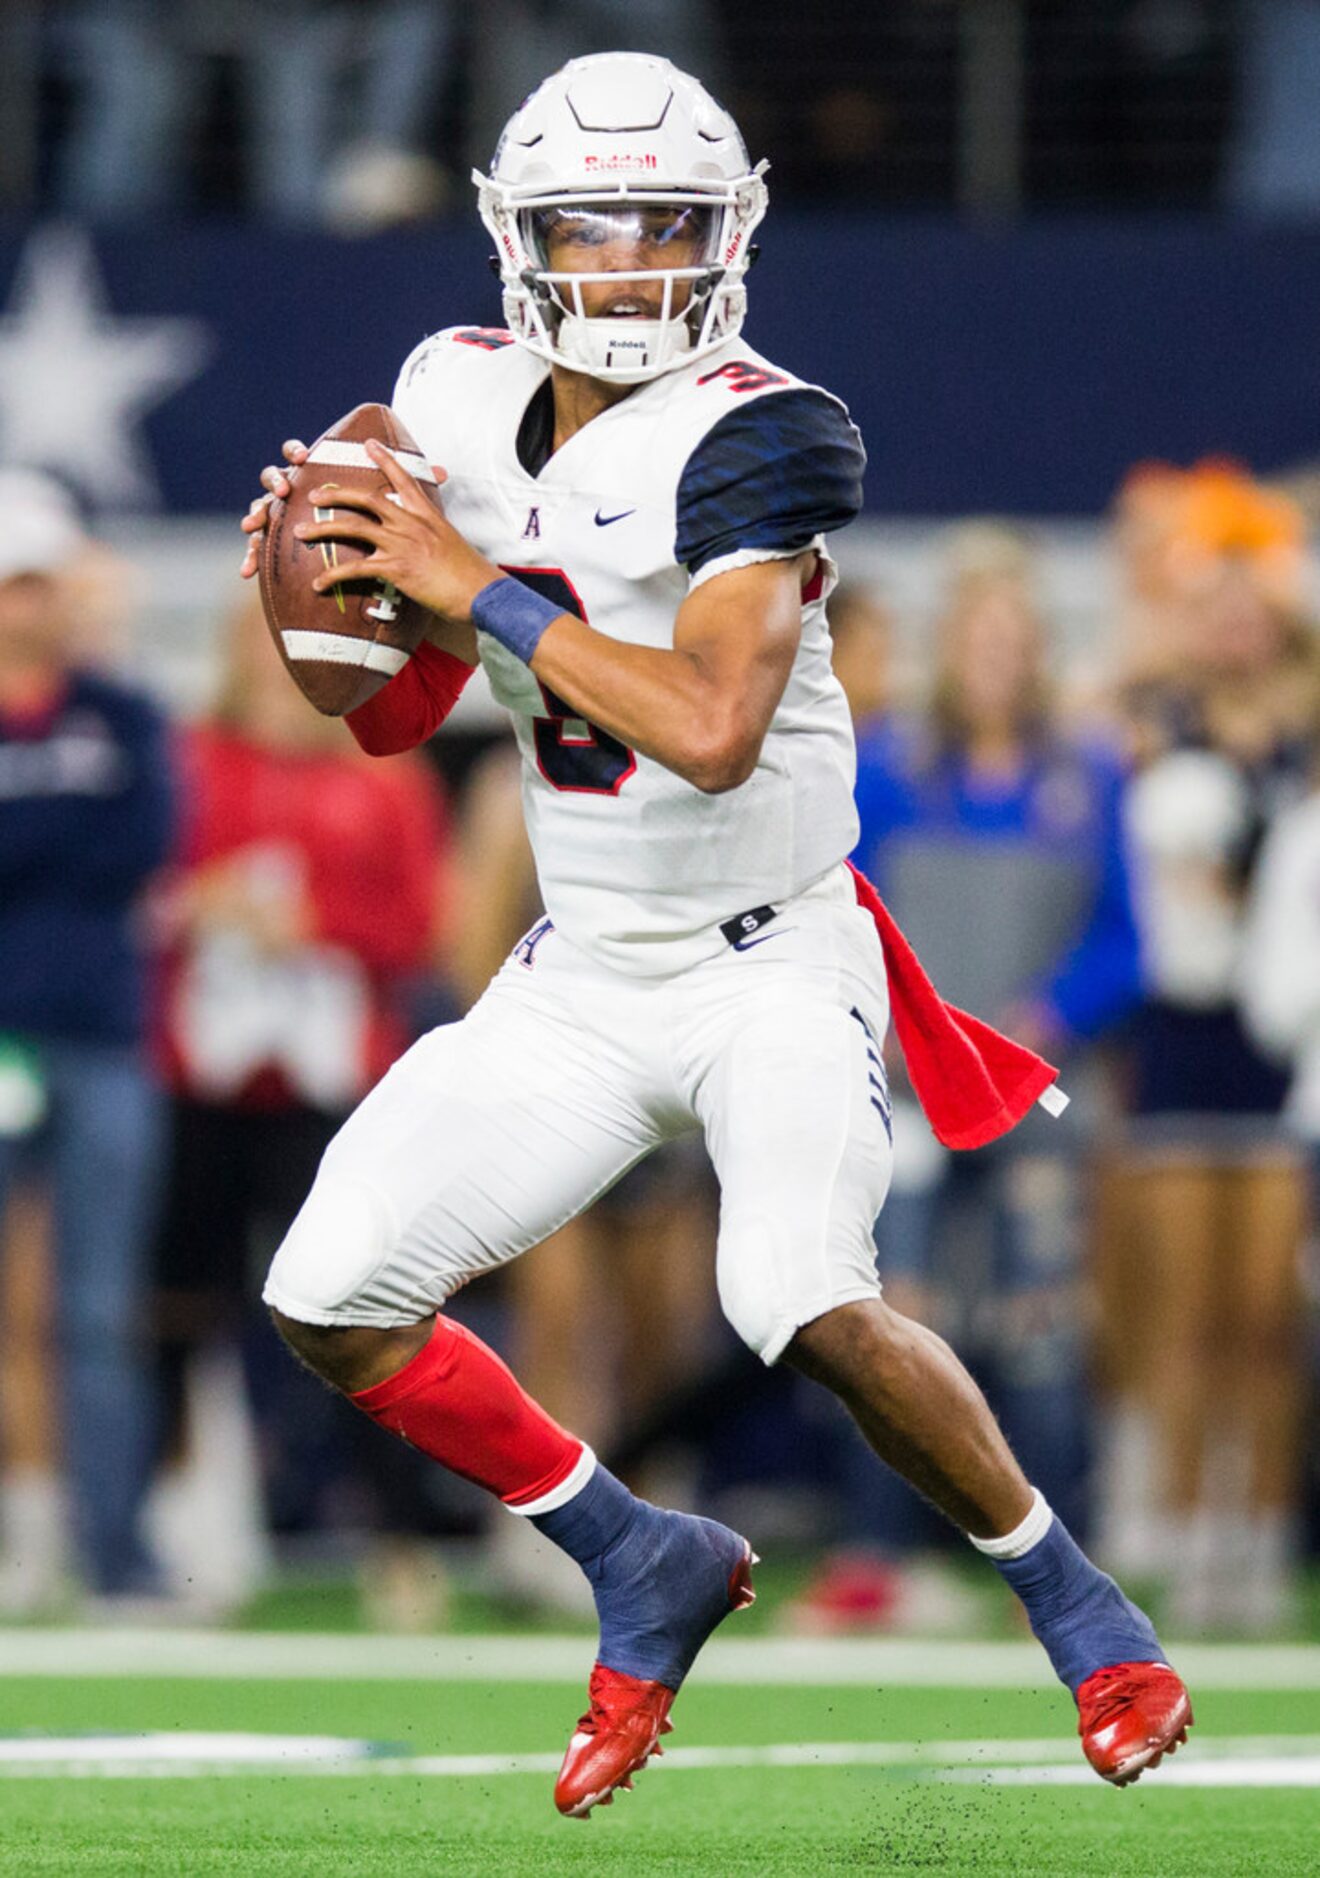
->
[295, 440, 499, 621]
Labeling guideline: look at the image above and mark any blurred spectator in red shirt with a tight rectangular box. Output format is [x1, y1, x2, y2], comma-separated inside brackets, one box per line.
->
[156, 596, 447, 1107]
[149, 592, 453, 1615]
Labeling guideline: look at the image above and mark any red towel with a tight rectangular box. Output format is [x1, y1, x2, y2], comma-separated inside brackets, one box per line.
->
[847, 861, 1063, 1150]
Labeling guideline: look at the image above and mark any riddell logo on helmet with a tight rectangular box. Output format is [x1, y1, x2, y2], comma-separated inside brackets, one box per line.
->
[584, 154, 659, 171]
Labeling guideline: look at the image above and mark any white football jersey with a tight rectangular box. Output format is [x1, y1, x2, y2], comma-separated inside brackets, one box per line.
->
[393, 327, 865, 976]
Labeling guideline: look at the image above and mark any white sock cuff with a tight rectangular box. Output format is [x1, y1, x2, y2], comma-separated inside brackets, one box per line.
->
[968, 1488, 1053, 1560]
[503, 1444, 597, 1518]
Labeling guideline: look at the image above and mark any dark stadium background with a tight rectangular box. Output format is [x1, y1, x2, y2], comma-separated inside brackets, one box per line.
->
[5, 219, 1320, 518]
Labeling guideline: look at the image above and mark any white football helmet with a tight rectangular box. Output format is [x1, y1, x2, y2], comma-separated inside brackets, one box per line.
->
[474, 53, 768, 384]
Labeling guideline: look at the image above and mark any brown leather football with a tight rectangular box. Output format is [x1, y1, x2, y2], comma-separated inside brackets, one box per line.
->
[258, 403, 440, 716]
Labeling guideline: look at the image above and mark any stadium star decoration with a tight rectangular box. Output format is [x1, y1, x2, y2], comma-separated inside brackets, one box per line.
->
[0, 226, 211, 509]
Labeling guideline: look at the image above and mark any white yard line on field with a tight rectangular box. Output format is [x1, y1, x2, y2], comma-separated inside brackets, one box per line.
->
[938, 1759, 1320, 1788]
[2, 1732, 1320, 1784]
[0, 1631, 1317, 1689]
[402, 1733, 1320, 1776]
[0, 1733, 383, 1765]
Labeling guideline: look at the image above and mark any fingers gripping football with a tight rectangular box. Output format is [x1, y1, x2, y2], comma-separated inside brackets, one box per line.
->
[256, 404, 471, 716]
[297, 438, 493, 622]
[239, 440, 308, 580]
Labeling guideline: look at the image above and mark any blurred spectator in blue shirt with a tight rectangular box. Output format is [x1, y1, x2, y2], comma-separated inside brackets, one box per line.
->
[0, 471, 174, 1605]
[858, 538, 1142, 1056]
[789, 526, 1141, 1635]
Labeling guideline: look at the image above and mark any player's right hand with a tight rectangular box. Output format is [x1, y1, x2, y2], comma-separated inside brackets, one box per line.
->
[239, 439, 309, 578]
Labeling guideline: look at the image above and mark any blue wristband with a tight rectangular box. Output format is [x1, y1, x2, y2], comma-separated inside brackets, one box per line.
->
[470, 576, 565, 665]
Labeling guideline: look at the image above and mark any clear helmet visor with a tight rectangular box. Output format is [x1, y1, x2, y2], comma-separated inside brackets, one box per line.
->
[521, 200, 720, 276]
[504, 196, 736, 381]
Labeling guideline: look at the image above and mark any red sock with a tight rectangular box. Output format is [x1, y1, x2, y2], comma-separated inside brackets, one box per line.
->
[349, 1316, 587, 1508]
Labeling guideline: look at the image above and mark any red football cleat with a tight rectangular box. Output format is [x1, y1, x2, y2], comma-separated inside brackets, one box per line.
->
[1076, 1661, 1193, 1786]
[554, 1664, 676, 1818]
[555, 1542, 756, 1818]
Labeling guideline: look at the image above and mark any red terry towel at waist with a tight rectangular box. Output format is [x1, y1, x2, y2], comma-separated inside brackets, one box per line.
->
[847, 861, 1064, 1151]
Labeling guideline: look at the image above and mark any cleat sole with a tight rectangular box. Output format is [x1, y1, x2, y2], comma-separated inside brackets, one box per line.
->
[565, 1742, 661, 1818]
[1101, 1719, 1194, 1788]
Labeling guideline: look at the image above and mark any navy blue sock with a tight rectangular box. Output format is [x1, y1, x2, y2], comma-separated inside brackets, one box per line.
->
[992, 1515, 1163, 1695]
[530, 1463, 748, 1687]
[529, 1463, 637, 1569]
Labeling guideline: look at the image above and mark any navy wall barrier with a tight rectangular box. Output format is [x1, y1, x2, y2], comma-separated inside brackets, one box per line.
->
[1, 216, 1318, 517]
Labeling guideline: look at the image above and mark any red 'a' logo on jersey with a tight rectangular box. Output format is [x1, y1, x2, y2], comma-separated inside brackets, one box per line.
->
[523, 507, 541, 539]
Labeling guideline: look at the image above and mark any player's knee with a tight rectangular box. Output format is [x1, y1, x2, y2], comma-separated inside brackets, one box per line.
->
[717, 1214, 886, 1366]
[263, 1177, 397, 1320]
[713, 1219, 773, 1357]
[716, 1218, 821, 1363]
[268, 1305, 347, 1380]
[717, 1278, 778, 1362]
[784, 1296, 909, 1390]
[268, 1306, 430, 1394]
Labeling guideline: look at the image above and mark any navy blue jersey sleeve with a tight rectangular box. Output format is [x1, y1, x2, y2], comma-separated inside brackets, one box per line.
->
[675, 388, 866, 576]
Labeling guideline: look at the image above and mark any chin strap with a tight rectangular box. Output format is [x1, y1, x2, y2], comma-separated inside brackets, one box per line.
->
[556, 313, 691, 381]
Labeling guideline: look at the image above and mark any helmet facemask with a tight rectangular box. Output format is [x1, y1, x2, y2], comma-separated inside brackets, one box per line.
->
[515, 198, 724, 382]
[474, 54, 768, 385]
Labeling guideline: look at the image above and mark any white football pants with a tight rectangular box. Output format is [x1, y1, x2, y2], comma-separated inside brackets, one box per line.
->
[264, 865, 893, 1363]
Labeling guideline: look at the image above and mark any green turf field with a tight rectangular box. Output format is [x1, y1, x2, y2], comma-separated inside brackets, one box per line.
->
[1, 1633, 1318, 1876]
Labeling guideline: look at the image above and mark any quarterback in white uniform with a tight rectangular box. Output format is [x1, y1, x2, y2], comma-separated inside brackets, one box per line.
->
[241, 52, 1189, 1818]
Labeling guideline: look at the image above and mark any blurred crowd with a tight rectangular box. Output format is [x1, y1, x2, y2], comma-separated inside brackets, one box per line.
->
[8, 2, 1320, 221]
[0, 453, 1315, 1640]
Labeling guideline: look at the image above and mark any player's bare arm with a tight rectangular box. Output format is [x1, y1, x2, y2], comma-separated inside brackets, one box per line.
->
[527, 555, 809, 793]
[295, 439, 808, 791]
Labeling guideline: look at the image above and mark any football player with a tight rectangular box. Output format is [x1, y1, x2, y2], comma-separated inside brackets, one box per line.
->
[240, 53, 1190, 1816]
